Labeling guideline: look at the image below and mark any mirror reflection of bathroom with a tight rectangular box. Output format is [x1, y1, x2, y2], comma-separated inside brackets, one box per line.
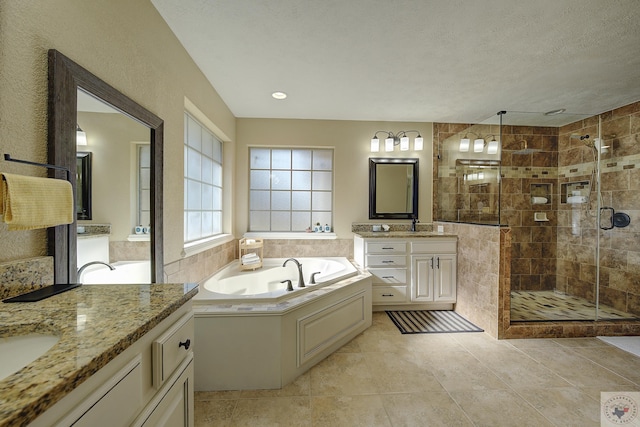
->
[76, 89, 152, 284]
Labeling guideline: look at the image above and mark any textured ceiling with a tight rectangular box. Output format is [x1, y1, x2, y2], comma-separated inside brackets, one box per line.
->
[151, 0, 640, 125]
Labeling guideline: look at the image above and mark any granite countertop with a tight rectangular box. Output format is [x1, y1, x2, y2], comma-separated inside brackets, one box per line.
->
[355, 231, 457, 238]
[0, 283, 198, 427]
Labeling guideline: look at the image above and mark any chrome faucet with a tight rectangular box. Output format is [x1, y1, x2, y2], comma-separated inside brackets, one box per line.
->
[411, 217, 418, 232]
[77, 261, 115, 282]
[283, 258, 305, 288]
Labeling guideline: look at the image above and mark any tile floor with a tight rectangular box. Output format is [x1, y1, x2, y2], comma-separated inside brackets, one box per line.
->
[511, 290, 636, 321]
[195, 312, 640, 426]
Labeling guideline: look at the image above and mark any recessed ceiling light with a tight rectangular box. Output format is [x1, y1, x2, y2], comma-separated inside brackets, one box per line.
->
[271, 91, 287, 100]
[544, 108, 566, 116]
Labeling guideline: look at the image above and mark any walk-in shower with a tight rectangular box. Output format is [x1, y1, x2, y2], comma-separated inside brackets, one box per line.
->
[436, 104, 640, 327]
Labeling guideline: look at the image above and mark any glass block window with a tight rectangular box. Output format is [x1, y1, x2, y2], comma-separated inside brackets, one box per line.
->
[184, 112, 223, 243]
[249, 148, 333, 232]
[138, 144, 151, 227]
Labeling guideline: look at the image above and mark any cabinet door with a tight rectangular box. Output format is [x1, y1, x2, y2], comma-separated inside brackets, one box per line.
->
[139, 357, 194, 427]
[57, 356, 143, 427]
[411, 256, 434, 302]
[434, 254, 457, 302]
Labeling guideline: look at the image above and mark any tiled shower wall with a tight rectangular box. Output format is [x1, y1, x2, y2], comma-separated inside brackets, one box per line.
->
[433, 122, 558, 294]
[558, 101, 640, 316]
[433, 122, 501, 224]
[500, 125, 558, 292]
[435, 100, 640, 322]
[434, 221, 508, 338]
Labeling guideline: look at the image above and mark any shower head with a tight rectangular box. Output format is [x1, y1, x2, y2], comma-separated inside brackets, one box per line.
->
[512, 140, 542, 155]
[570, 134, 590, 140]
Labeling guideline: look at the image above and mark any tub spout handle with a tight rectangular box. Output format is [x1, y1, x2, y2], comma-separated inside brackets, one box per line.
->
[283, 258, 305, 288]
[77, 261, 115, 283]
[281, 279, 294, 292]
[310, 271, 322, 284]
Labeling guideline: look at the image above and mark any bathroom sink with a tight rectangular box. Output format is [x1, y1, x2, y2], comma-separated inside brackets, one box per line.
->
[0, 333, 60, 381]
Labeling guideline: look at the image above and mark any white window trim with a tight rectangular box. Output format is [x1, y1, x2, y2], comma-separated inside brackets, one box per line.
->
[182, 233, 234, 257]
[183, 97, 232, 250]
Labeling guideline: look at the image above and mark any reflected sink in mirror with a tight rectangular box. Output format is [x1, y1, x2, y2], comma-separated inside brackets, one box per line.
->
[0, 334, 60, 381]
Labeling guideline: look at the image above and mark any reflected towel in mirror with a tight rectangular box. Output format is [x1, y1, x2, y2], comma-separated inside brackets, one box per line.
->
[0, 173, 73, 230]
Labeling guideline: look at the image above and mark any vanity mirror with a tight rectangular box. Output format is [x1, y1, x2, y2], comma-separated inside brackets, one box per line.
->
[47, 49, 164, 284]
[76, 152, 92, 220]
[369, 157, 418, 219]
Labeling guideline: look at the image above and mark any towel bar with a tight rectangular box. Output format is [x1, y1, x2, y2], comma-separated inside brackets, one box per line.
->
[3, 153, 75, 288]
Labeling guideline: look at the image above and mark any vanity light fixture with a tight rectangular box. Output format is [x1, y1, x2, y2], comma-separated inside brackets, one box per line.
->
[76, 124, 87, 146]
[459, 137, 470, 152]
[473, 137, 485, 153]
[460, 132, 482, 153]
[370, 130, 423, 153]
[486, 135, 499, 154]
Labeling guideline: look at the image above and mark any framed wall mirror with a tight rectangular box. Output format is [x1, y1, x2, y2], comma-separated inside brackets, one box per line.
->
[369, 157, 419, 219]
[76, 152, 92, 220]
[47, 49, 164, 284]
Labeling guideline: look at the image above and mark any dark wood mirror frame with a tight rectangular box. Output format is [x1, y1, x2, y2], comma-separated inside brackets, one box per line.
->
[76, 151, 92, 220]
[369, 157, 419, 220]
[47, 49, 164, 284]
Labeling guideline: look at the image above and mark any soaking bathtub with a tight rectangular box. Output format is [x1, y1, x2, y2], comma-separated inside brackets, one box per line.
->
[80, 260, 151, 284]
[197, 257, 358, 303]
[193, 256, 372, 391]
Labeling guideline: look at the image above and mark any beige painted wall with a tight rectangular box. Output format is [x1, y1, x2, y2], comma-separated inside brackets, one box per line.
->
[0, 0, 235, 265]
[236, 119, 433, 237]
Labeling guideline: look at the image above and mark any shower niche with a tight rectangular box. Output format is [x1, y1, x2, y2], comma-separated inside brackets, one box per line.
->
[561, 181, 589, 205]
[530, 183, 551, 205]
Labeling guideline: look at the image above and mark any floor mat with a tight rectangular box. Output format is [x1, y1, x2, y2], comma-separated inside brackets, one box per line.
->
[386, 310, 483, 334]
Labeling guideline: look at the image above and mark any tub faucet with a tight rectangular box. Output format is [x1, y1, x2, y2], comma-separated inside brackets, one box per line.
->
[77, 261, 115, 282]
[283, 258, 305, 288]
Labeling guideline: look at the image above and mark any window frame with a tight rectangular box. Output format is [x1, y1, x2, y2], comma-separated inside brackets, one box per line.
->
[248, 147, 334, 233]
[183, 111, 224, 246]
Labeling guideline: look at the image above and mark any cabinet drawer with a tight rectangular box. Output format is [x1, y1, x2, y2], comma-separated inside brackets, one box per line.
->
[366, 241, 406, 254]
[411, 239, 456, 253]
[153, 313, 194, 389]
[368, 268, 406, 284]
[366, 254, 406, 267]
[58, 356, 143, 426]
[372, 286, 407, 303]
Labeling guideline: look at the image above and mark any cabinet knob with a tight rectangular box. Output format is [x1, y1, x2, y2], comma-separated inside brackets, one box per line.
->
[382, 293, 395, 297]
[179, 339, 191, 350]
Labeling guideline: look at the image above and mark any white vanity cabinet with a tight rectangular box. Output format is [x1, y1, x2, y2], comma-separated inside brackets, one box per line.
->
[31, 304, 195, 427]
[354, 238, 408, 304]
[354, 235, 457, 309]
[410, 240, 457, 303]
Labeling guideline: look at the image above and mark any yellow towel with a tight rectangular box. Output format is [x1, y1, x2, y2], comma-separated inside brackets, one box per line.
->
[0, 172, 74, 230]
